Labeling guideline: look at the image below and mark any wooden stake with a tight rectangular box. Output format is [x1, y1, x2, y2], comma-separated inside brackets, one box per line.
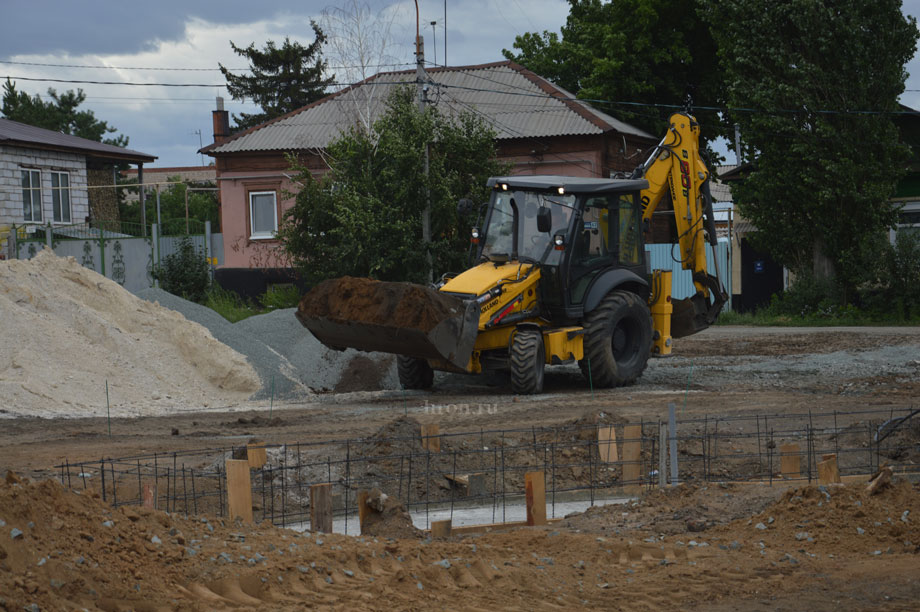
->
[225, 459, 253, 523]
[310, 483, 333, 533]
[817, 454, 841, 484]
[780, 443, 801, 479]
[622, 424, 642, 494]
[357, 490, 370, 534]
[142, 483, 154, 509]
[246, 443, 267, 469]
[525, 471, 546, 526]
[598, 426, 618, 463]
[421, 423, 441, 452]
[431, 519, 452, 538]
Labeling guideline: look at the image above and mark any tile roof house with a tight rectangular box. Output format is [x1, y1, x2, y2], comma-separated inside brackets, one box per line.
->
[200, 60, 657, 293]
[0, 117, 155, 256]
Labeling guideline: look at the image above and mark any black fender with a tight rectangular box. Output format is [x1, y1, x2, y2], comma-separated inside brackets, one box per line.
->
[507, 322, 543, 353]
[583, 269, 649, 314]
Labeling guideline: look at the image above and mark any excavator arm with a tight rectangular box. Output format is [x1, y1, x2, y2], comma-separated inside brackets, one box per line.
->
[634, 112, 728, 338]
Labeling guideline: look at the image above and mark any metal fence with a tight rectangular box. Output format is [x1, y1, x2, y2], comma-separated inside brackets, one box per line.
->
[647, 239, 731, 306]
[56, 405, 919, 533]
[9, 220, 222, 293]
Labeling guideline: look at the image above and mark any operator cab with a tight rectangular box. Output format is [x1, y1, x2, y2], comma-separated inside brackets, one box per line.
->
[480, 176, 650, 323]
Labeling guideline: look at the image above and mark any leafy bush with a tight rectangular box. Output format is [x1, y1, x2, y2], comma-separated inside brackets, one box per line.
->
[154, 236, 210, 303]
[864, 231, 920, 320]
[764, 274, 844, 319]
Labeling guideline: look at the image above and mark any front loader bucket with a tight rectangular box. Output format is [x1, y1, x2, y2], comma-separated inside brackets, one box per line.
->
[295, 277, 480, 371]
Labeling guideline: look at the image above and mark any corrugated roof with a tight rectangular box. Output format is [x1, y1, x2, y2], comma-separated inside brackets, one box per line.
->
[0, 118, 155, 162]
[709, 180, 733, 203]
[204, 61, 654, 155]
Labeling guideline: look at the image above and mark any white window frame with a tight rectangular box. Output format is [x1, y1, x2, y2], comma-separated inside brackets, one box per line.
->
[249, 190, 278, 239]
[50, 170, 71, 223]
[21, 168, 42, 222]
[891, 200, 920, 243]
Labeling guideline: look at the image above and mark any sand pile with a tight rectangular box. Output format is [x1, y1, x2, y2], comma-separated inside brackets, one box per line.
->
[0, 250, 260, 417]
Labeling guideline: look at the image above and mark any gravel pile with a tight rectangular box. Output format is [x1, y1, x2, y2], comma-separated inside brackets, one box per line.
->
[135, 288, 398, 399]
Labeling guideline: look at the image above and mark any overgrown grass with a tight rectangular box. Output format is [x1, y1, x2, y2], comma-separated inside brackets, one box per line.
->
[716, 305, 920, 326]
[204, 284, 303, 323]
[204, 286, 260, 323]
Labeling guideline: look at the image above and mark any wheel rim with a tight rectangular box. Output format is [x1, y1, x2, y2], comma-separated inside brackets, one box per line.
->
[611, 317, 640, 363]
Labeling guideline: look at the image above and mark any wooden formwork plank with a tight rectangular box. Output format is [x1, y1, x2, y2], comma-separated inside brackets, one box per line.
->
[310, 483, 333, 533]
[246, 443, 267, 469]
[622, 424, 643, 494]
[420, 424, 441, 452]
[431, 519, 452, 538]
[598, 426, 618, 463]
[525, 471, 547, 526]
[780, 444, 801, 479]
[225, 459, 253, 523]
[817, 454, 841, 484]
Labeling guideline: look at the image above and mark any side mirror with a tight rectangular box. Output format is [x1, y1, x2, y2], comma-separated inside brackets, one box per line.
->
[457, 198, 473, 215]
[537, 207, 552, 233]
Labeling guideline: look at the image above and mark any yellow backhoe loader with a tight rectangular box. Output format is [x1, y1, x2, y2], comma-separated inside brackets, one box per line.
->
[296, 112, 727, 394]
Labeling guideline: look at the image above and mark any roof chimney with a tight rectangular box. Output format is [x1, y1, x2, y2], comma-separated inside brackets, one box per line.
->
[212, 96, 230, 143]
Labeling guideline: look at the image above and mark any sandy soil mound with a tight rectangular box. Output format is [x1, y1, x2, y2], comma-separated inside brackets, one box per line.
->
[0, 250, 260, 417]
[2, 472, 918, 611]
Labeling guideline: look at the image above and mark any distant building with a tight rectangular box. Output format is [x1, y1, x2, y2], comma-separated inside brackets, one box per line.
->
[200, 60, 657, 295]
[120, 165, 216, 202]
[0, 117, 155, 257]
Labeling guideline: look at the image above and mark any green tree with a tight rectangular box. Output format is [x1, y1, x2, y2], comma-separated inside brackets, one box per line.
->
[706, 0, 918, 300]
[278, 86, 506, 284]
[503, 0, 726, 148]
[118, 176, 219, 234]
[2, 79, 128, 146]
[219, 24, 334, 131]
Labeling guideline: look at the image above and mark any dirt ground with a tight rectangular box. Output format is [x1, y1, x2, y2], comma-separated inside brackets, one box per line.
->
[1, 326, 919, 610]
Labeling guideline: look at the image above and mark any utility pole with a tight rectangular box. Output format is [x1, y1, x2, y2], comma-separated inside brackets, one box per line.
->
[734, 123, 743, 164]
[416, 30, 433, 282]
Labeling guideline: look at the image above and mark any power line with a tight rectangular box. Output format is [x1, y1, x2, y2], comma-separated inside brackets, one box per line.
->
[4, 75, 228, 88]
[0, 59, 415, 72]
[5, 73, 918, 118]
[0, 60, 245, 71]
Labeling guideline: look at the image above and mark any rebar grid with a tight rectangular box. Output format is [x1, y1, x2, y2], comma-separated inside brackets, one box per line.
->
[57, 405, 919, 533]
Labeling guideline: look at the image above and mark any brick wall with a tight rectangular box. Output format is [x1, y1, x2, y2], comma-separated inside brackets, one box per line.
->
[0, 145, 90, 226]
[87, 168, 120, 222]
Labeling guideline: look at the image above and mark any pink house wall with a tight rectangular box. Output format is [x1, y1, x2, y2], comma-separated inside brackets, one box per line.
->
[218, 169, 299, 269]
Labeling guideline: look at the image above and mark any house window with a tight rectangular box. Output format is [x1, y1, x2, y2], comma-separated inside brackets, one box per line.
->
[249, 191, 278, 239]
[21, 169, 42, 222]
[51, 171, 71, 223]
[895, 201, 920, 239]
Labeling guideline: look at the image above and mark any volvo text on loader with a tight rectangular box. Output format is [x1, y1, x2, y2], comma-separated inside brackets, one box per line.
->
[296, 112, 728, 394]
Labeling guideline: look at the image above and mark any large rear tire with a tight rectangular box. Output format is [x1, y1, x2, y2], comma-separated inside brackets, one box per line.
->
[397, 355, 434, 390]
[510, 328, 545, 394]
[579, 290, 652, 388]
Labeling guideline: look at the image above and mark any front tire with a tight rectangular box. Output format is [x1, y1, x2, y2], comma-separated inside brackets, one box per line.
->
[579, 290, 652, 388]
[397, 355, 434, 390]
[510, 328, 545, 394]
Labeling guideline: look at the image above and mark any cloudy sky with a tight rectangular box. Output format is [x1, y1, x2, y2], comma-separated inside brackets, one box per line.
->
[3, 0, 920, 168]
